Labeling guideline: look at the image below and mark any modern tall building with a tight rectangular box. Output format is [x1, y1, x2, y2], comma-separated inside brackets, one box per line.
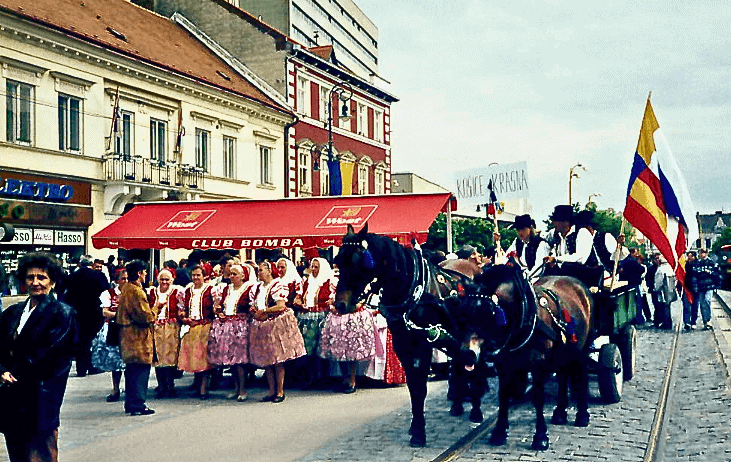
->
[225, 0, 379, 81]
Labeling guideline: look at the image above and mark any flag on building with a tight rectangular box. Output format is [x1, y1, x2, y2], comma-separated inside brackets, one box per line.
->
[623, 97, 698, 292]
[328, 159, 342, 196]
[107, 87, 121, 151]
[339, 161, 356, 196]
[486, 179, 504, 215]
[174, 108, 185, 155]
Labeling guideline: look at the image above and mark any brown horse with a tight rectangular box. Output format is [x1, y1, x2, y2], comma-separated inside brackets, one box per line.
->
[466, 264, 593, 451]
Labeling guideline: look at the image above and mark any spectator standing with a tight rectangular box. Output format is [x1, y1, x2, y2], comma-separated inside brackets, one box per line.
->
[688, 249, 722, 330]
[0, 252, 77, 462]
[682, 251, 697, 330]
[94, 259, 110, 284]
[148, 270, 183, 398]
[652, 256, 676, 330]
[91, 269, 128, 402]
[61, 255, 109, 376]
[618, 248, 647, 323]
[174, 259, 191, 287]
[117, 260, 156, 416]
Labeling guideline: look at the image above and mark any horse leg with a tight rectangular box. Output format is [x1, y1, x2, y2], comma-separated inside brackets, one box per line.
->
[447, 360, 465, 417]
[530, 368, 550, 451]
[468, 363, 487, 423]
[573, 364, 590, 427]
[551, 371, 569, 425]
[399, 339, 431, 447]
[489, 367, 511, 446]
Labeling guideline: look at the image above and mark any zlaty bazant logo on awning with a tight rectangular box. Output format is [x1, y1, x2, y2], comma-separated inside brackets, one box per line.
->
[157, 210, 217, 231]
[315, 205, 378, 228]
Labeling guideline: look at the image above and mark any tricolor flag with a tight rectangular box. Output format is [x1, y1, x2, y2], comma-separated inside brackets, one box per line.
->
[623, 97, 698, 294]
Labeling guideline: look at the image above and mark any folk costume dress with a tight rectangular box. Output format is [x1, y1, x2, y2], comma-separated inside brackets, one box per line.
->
[207, 279, 255, 366]
[297, 258, 337, 356]
[319, 300, 377, 363]
[177, 283, 215, 373]
[248, 278, 306, 368]
[91, 287, 125, 372]
[148, 284, 183, 367]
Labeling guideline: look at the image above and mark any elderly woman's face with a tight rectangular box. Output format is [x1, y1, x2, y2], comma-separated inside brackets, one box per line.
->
[158, 273, 172, 291]
[276, 260, 287, 276]
[230, 267, 243, 286]
[25, 267, 54, 297]
[310, 260, 320, 278]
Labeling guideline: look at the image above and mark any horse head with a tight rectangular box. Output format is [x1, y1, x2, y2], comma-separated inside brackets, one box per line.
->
[334, 223, 378, 314]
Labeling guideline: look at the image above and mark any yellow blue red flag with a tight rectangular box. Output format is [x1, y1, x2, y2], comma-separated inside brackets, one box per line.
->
[624, 98, 698, 290]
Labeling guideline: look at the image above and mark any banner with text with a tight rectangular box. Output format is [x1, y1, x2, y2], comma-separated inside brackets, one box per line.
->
[453, 162, 529, 204]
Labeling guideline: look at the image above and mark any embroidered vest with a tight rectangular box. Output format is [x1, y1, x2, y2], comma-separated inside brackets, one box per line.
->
[148, 287, 180, 321]
[220, 284, 252, 315]
[302, 278, 332, 312]
[182, 285, 214, 320]
[515, 236, 545, 269]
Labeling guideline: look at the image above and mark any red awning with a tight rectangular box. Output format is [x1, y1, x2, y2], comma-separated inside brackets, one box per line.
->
[92, 192, 455, 250]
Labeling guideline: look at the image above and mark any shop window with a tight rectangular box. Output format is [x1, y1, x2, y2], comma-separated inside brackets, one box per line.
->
[223, 136, 236, 179]
[195, 128, 210, 172]
[6, 80, 34, 144]
[150, 118, 167, 163]
[58, 94, 82, 152]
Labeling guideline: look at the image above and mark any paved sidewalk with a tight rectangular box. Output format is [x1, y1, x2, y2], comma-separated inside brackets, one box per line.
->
[711, 290, 731, 380]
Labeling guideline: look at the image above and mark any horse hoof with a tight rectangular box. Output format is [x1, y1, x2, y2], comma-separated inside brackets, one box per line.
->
[574, 411, 590, 427]
[531, 434, 550, 451]
[489, 429, 507, 446]
[469, 407, 483, 423]
[551, 409, 568, 425]
[409, 435, 426, 447]
[449, 403, 464, 417]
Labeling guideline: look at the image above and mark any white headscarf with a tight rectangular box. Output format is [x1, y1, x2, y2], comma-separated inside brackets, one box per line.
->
[304, 257, 334, 308]
[276, 257, 302, 287]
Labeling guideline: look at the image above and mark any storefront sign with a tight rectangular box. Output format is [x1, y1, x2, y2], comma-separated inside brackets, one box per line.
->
[453, 162, 530, 204]
[55, 230, 84, 246]
[0, 171, 91, 205]
[33, 229, 54, 245]
[6, 227, 32, 245]
[157, 210, 217, 231]
[315, 205, 378, 228]
[0, 199, 93, 227]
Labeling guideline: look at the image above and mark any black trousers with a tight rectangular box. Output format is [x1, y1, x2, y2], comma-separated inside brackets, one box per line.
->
[4, 428, 58, 462]
[124, 363, 151, 412]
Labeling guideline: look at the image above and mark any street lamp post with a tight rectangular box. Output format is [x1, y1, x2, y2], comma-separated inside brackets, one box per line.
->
[568, 163, 586, 205]
[587, 193, 601, 208]
[326, 82, 353, 163]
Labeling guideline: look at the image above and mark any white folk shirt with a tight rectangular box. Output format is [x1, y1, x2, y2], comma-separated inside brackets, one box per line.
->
[506, 238, 551, 271]
[222, 284, 248, 316]
[555, 227, 594, 265]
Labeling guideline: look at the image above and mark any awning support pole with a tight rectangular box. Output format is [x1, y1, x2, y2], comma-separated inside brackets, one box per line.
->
[446, 202, 453, 254]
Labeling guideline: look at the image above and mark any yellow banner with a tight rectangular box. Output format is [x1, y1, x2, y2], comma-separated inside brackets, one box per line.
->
[340, 161, 355, 196]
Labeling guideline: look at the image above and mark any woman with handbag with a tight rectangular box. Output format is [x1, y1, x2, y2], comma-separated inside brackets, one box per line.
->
[91, 269, 128, 402]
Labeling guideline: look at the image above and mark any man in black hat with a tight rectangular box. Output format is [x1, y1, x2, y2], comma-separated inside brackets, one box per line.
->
[505, 214, 550, 275]
[544, 205, 574, 257]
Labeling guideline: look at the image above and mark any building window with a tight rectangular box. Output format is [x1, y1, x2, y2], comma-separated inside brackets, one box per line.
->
[6, 80, 34, 144]
[115, 111, 134, 157]
[374, 110, 383, 142]
[195, 128, 210, 172]
[320, 157, 330, 196]
[374, 168, 385, 195]
[358, 163, 369, 195]
[297, 76, 310, 116]
[150, 118, 167, 163]
[58, 94, 81, 152]
[357, 103, 365, 135]
[320, 86, 329, 123]
[260, 145, 272, 185]
[299, 150, 311, 191]
[223, 136, 236, 179]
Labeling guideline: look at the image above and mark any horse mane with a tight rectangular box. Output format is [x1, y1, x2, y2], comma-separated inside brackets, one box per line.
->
[474, 264, 520, 294]
[364, 233, 413, 305]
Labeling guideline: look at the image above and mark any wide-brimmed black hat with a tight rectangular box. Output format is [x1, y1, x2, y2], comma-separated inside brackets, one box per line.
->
[574, 210, 596, 228]
[549, 205, 574, 222]
[514, 214, 535, 230]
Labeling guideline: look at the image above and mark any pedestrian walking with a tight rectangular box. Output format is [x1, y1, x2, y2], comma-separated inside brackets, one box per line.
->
[688, 248, 722, 330]
[61, 255, 109, 377]
[118, 260, 156, 416]
[91, 269, 128, 402]
[0, 252, 77, 462]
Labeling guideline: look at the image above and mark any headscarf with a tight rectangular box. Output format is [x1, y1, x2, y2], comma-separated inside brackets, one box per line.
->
[276, 257, 301, 286]
[304, 257, 334, 308]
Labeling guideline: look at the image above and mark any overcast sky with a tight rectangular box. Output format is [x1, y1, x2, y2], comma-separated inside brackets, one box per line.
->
[360, 0, 731, 223]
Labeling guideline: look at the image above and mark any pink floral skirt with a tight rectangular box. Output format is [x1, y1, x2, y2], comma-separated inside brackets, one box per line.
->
[178, 322, 212, 373]
[249, 309, 306, 367]
[319, 309, 376, 362]
[208, 315, 250, 366]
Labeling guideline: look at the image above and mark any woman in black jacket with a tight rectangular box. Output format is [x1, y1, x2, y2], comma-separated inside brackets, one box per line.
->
[0, 252, 77, 462]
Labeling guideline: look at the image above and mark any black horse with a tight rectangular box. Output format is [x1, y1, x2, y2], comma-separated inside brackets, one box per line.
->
[465, 264, 593, 451]
[334, 224, 490, 447]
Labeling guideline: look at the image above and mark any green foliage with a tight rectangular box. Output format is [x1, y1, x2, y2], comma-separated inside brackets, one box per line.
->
[712, 227, 731, 254]
[426, 213, 517, 254]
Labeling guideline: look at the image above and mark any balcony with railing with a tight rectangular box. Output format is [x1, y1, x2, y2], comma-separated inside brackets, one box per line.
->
[103, 154, 205, 190]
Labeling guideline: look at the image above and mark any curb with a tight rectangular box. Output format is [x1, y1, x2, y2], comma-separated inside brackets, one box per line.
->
[712, 291, 731, 381]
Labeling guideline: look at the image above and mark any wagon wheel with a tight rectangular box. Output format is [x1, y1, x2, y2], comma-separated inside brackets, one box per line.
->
[598, 343, 623, 403]
[620, 325, 637, 381]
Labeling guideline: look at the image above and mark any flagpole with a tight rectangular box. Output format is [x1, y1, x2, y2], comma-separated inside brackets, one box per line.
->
[609, 217, 627, 291]
[106, 87, 119, 152]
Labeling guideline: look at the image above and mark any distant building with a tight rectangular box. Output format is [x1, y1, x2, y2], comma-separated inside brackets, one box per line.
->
[391, 173, 448, 194]
[697, 211, 731, 250]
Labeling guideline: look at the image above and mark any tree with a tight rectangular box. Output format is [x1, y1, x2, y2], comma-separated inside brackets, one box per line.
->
[712, 227, 731, 254]
[426, 213, 517, 254]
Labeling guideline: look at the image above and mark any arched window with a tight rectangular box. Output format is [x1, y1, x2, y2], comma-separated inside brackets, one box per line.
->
[357, 156, 373, 195]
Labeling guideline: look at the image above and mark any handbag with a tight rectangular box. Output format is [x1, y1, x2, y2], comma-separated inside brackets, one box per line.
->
[106, 320, 121, 346]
